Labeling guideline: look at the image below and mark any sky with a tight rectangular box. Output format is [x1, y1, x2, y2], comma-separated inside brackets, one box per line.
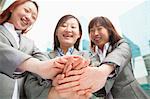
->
[3, 0, 146, 51]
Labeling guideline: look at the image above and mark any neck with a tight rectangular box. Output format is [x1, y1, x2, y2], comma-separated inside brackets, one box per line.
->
[98, 45, 104, 52]
[60, 45, 70, 54]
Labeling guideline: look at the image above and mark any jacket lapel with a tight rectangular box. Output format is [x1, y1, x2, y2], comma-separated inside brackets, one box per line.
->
[0, 25, 18, 49]
[48, 50, 57, 59]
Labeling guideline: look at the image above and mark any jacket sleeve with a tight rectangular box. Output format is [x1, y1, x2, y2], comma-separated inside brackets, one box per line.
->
[0, 42, 31, 77]
[24, 42, 52, 99]
[94, 40, 132, 96]
[24, 73, 52, 99]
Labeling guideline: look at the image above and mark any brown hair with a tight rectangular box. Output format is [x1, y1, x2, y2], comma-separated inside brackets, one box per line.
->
[88, 16, 122, 51]
[0, 0, 38, 33]
[53, 14, 82, 51]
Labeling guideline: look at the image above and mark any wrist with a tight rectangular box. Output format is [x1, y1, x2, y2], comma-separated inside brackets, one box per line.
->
[21, 58, 41, 74]
[98, 64, 115, 77]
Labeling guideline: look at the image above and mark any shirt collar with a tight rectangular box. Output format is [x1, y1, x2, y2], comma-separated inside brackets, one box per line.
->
[3, 22, 22, 34]
[96, 42, 110, 62]
[96, 42, 110, 53]
[57, 47, 74, 56]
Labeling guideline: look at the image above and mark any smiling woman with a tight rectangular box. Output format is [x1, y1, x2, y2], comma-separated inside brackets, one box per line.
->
[0, 0, 41, 99]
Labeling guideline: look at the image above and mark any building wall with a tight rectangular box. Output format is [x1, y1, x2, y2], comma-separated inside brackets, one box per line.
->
[119, 1, 150, 85]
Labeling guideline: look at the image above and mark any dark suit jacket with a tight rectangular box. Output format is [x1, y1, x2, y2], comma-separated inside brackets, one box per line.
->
[0, 25, 48, 99]
[91, 39, 149, 99]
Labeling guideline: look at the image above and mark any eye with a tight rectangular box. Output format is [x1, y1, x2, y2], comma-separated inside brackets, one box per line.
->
[61, 23, 67, 27]
[71, 25, 76, 28]
[90, 29, 95, 33]
[24, 8, 30, 13]
[97, 27, 102, 31]
[32, 15, 36, 20]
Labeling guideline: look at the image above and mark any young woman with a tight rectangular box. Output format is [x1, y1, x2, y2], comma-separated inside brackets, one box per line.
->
[55, 16, 150, 99]
[0, 0, 72, 99]
[24, 14, 90, 99]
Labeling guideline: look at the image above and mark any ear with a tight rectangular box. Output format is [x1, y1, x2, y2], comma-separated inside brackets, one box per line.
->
[78, 32, 81, 38]
[56, 31, 58, 36]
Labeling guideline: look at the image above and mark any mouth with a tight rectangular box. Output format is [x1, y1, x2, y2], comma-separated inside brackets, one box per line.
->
[63, 34, 73, 38]
[94, 36, 102, 41]
[21, 17, 28, 26]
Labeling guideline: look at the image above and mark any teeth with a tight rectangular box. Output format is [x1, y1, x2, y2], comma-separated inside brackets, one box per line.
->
[95, 37, 101, 41]
[63, 34, 73, 37]
[21, 17, 28, 25]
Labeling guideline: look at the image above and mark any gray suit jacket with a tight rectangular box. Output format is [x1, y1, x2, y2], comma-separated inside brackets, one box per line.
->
[0, 25, 48, 99]
[91, 39, 149, 99]
[24, 49, 90, 99]
[0, 41, 31, 77]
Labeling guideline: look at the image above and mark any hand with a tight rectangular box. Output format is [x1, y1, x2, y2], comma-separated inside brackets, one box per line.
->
[63, 55, 90, 76]
[56, 66, 108, 93]
[52, 74, 90, 99]
[38, 56, 71, 79]
[48, 87, 90, 99]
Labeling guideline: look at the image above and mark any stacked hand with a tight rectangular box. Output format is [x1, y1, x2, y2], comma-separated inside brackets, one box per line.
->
[47, 55, 112, 99]
[54, 63, 113, 98]
[48, 55, 91, 99]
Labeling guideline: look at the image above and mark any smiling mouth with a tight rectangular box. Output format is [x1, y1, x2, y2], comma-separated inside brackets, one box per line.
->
[21, 17, 28, 25]
[94, 36, 102, 41]
[63, 34, 73, 38]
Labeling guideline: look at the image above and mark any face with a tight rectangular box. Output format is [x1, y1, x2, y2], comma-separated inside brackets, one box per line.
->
[8, 1, 38, 30]
[90, 25, 109, 49]
[56, 18, 80, 48]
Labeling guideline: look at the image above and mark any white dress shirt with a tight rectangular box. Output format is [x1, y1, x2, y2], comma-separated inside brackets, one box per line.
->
[96, 42, 110, 63]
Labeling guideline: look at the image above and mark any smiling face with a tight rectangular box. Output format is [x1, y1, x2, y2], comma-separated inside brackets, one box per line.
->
[8, 1, 38, 30]
[56, 18, 81, 48]
[90, 24, 109, 49]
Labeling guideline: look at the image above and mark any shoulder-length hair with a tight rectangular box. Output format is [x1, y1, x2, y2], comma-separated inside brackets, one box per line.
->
[53, 14, 82, 51]
[88, 16, 122, 51]
[0, 0, 38, 33]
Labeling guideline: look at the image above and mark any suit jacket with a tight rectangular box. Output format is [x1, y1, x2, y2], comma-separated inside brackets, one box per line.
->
[24, 49, 90, 99]
[0, 25, 48, 99]
[0, 41, 31, 77]
[91, 39, 149, 99]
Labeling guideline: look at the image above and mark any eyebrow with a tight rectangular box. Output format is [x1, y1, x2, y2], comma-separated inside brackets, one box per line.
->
[28, 7, 37, 16]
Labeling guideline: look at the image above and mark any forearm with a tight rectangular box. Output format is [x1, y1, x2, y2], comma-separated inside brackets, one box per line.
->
[19, 58, 41, 74]
[98, 63, 115, 77]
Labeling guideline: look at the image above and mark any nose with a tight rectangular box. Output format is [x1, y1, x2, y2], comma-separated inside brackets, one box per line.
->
[25, 14, 33, 24]
[93, 30, 99, 36]
[65, 26, 72, 32]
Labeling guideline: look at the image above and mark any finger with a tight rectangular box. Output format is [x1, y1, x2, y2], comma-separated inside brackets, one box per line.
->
[72, 57, 83, 68]
[77, 90, 86, 95]
[60, 74, 65, 79]
[63, 57, 73, 73]
[75, 59, 90, 70]
[54, 61, 65, 69]
[57, 87, 73, 93]
[66, 68, 85, 76]
[77, 88, 92, 96]
[53, 74, 62, 86]
[65, 64, 72, 74]
[71, 85, 81, 91]
[55, 57, 68, 64]
[56, 81, 80, 90]
[85, 92, 92, 98]
[58, 75, 80, 84]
